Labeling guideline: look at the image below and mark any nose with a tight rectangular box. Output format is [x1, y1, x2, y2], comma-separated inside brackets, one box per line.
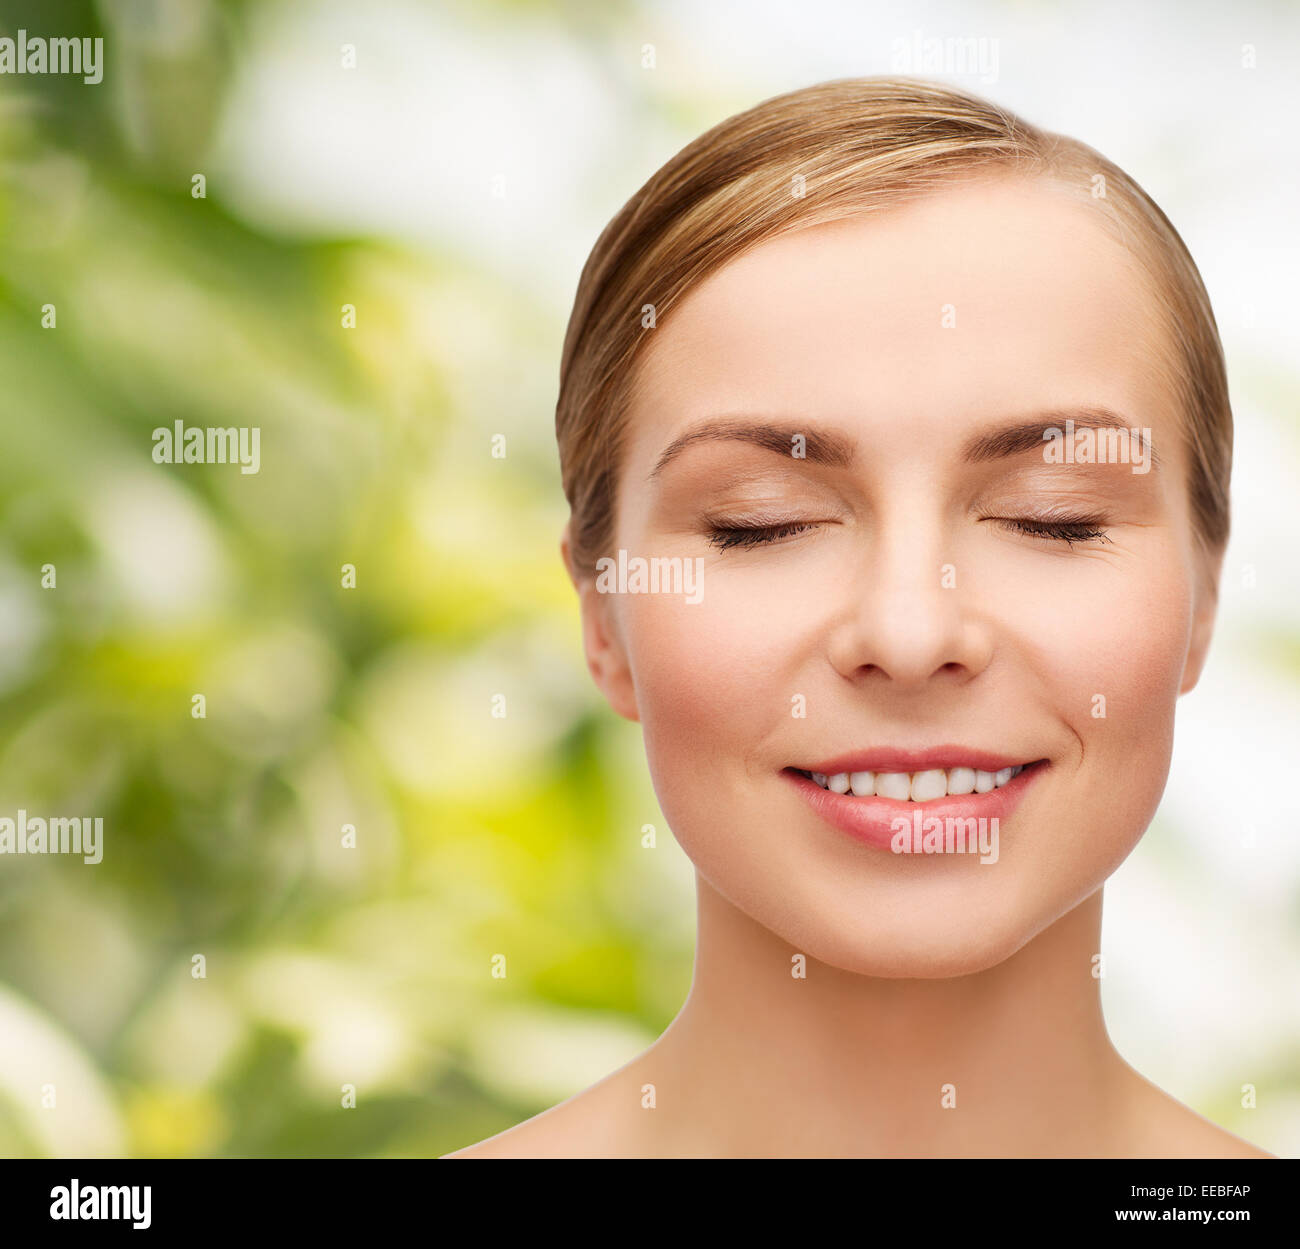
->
[825, 511, 995, 690]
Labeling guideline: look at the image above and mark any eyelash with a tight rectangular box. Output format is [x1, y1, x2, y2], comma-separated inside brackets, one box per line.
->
[707, 522, 817, 550]
[990, 516, 1111, 547]
[705, 517, 1112, 550]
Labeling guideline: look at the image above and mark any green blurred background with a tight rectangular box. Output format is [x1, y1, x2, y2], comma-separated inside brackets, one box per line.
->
[0, 0, 1295, 1157]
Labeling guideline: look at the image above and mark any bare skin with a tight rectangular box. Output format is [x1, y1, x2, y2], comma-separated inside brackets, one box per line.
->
[445, 888, 1271, 1158]
[447, 176, 1271, 1160]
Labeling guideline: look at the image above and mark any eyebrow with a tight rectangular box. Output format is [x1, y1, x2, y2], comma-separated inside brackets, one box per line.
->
[962, 407, 1160, 468]
[648, 406, 1158, 477]
[648, 417, 854, 479]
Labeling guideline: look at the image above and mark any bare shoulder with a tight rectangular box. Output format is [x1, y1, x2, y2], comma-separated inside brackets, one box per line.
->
[441, 1055, 652, 1159]
[1118, 1065, 1275, 1159]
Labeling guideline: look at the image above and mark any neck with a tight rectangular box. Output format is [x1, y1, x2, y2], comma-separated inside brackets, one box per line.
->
[648, 877, 1131, 1156]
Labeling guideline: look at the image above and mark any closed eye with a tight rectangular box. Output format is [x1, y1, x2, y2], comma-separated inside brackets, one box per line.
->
[989, 516, 1112, 546]
[706, 515, 1111, 550]
[706, 521, 820, 550]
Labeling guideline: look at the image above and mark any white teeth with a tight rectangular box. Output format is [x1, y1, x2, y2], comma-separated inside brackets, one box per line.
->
[849, 771, 875, 796]
[946, 766, 976, 795]
[875, 772, 911, 800]
[806, 763, 1030, 800]
[910, 769, 947, 802]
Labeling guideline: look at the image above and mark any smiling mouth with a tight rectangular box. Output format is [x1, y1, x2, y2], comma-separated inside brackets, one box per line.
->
[790, 762, 1043, 802]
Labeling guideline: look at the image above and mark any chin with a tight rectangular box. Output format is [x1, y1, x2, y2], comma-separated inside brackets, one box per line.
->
[796, 913, 1043, 980]
[714, 864, 1088, 981]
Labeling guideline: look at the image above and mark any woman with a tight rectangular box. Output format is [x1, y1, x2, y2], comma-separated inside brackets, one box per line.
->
[448, 77, 1271, 1158]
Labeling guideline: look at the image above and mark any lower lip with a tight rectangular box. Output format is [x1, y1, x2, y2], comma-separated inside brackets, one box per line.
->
[783, 763, 1046, 853]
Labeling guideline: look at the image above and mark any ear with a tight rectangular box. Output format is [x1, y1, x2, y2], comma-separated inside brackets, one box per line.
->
[561, 522, 640, 722]
[1179, 544, 1225, 695]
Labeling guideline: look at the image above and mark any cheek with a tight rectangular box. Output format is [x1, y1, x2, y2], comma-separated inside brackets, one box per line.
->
[1017, 555, 1192, 751]
[1005, 547, 1195, 873]
[622, 591, 787, 765]
[617, 582, 807, 851]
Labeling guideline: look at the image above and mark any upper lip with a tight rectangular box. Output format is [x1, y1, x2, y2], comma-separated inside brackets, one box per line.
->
[794, 746, 1039, 775]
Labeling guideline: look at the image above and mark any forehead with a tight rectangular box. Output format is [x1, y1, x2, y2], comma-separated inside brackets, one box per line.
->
[623, 175, 1178, 468]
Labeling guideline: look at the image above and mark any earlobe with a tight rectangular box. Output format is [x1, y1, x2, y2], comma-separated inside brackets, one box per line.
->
[561, 524, 640, 723]
[1179, 548, 1225, 696]
[559, 520, 579, 589]
[1179, 609, 1214, 695]
[578, 582, 641, 722]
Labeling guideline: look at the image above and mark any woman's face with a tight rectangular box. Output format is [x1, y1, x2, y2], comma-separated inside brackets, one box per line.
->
[575, 175, 1221, 977]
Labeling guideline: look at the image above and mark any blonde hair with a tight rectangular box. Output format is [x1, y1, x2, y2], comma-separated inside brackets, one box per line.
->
[556, 76, 1231, 577]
